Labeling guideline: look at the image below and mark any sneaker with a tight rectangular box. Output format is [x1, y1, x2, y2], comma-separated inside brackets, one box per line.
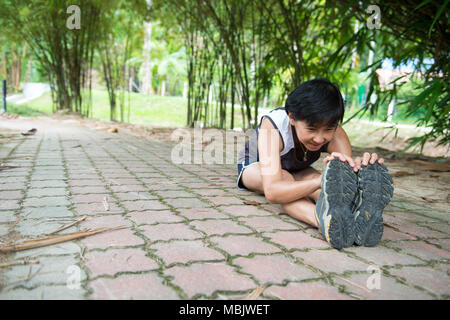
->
[315, 158, 359, 249]
[354, 162, 394, 247]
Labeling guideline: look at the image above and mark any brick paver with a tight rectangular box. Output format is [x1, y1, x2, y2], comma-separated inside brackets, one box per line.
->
[233, 254, 320, 285]
[0, 117, 448, 300]
[166, 262, 256, 298]
[388, 266, 450, 298]
[263, 230, 330, 250]
[89, 273, 180, 299]
[151, 239, 225, 265]
[292, 249, 372, 274]
[128, 210, 184, 225]
[84, 248, 159, 277]
[210, 234, 281, 257]
[189, 219, 253, 236]
[332, 273, 433, 300]
[266, 281, 353, 300]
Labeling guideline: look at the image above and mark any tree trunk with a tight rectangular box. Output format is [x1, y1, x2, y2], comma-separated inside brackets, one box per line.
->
[140, 20, 153, 95]
[140, 0, 154, 95]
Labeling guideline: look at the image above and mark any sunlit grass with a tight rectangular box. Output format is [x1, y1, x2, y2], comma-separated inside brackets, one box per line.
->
[11, 89, 188, 127]
[8, 88, 429, 144]
[9, 89, 250, 129]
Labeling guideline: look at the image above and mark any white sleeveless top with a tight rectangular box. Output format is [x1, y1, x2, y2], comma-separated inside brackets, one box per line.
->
[237, 107, 329, 172]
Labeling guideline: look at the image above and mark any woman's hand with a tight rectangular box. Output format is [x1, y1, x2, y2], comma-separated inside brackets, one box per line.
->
[323, 152, 357, 172]
[354, 152, 385, 171]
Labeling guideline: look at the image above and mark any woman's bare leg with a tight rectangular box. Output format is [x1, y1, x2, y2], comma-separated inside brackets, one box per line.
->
[280, 198, 318, 227]
[284, 167, 322, 227]
[241, 163, 321, 227]
[292, 167, 322, 202]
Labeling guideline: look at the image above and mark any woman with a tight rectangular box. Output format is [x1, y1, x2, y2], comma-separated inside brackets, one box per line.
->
[237, 78, 393, 249]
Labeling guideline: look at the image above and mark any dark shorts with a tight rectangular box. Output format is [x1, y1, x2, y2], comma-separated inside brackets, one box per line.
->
[236, 159, 252, 190]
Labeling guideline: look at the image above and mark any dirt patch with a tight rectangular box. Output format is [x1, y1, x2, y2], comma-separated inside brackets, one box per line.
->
[1, 112, 449, 217]
[342, 121, 450, 159]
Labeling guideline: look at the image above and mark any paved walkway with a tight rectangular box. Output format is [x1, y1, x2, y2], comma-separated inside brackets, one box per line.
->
[0, 117, 448, 300]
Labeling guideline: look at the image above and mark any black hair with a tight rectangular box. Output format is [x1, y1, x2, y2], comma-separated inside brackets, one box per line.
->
[284, 78, 345, 128]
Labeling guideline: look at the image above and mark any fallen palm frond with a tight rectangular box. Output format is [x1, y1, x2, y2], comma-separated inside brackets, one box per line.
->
[103, 197, 110, 211]
[244, 285, 267, 300]
[0, 226, 124, 253]
[0, 165, 21, 170]
[79, 246, 86, 262]
[408, 159, 450, 172]
[334, 275, 371, 293]
[391, 171, 414, 177]
[243, 201, 262, 206]
[47, 215, 87, 235]
[267, 291, 286, 300]
[0, 259, 40, 268]
[383, 222, 397, 229]
[21, 128, 37, 136]
[17, 265, 41, 283]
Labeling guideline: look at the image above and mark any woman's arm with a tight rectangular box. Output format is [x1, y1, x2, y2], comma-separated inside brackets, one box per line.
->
[258, 118, 321, 204]
[324, 125, 357, 172]
[326, 125, 384, 171]
[326, 125, 352, 157]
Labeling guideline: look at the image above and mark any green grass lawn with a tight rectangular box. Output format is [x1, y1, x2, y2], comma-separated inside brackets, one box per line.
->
[8, 89, 249, 129]
[344, 105, 421, 126]
[10, 89, 188, 128]
[7, 88, 447, 157]
[7, 88, 429, 141]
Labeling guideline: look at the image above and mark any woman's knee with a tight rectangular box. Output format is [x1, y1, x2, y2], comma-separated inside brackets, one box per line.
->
[242, 164, 294, 191]
[241, 162, 264, 193]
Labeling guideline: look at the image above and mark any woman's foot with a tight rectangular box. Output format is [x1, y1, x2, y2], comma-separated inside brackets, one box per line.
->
[315, 158, 359, 249]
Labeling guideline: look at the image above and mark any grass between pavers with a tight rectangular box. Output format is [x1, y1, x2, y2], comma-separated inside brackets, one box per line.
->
[1, 109, 442, 300]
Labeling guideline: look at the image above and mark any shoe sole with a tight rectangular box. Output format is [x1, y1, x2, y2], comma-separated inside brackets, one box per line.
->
[355, 162, 394, 247]
[319, 159, 358, 249]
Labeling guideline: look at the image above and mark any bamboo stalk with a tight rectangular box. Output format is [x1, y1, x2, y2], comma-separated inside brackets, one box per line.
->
[47, 215, 87, 235]
[0, 226, 124, 253]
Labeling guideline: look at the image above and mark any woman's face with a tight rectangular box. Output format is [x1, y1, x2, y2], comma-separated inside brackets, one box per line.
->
[288, 113, 336, 151]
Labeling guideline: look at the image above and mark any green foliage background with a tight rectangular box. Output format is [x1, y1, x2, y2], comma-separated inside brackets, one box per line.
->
[0, 0, 448, 150]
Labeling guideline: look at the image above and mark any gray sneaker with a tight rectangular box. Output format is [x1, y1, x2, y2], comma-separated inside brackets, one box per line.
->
[315, 158, 359, 249]
[354, 162, 394, 246]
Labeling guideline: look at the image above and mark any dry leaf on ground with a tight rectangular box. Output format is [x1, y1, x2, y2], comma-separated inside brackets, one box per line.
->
[244, 201, 262, 206]
[0, 226, 124, 253]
